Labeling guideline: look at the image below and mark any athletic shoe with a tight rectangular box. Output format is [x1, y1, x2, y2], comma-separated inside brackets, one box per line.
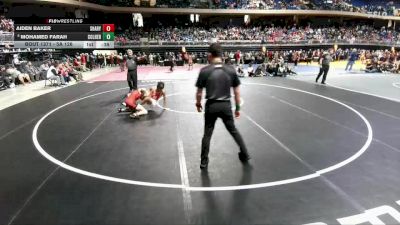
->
[129, 113, 139, 119]
[200, 158, 209, 169]
[321, 82, 326, 85]
[238, 152, 251, 162]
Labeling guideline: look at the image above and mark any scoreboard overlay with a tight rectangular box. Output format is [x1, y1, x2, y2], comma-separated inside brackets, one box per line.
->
[14, 24, 115, 49]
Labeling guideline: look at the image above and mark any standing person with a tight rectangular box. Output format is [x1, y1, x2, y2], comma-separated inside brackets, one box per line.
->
[80, 53, 87, 70]
[345, 49, 358, 72]
[293, 51, 299, 68]
[169, 53, 176, 72]
[188, 54, 193, 71]
[103, 54, 107, 68]
[110, 53, 115, 67]
[155, 54, 160, 66]
[195, 43, 251, 169]
[97, 54, 103, 68]
[234, 50, 241, 65]
[316, 51, 332, 85]
[149, 53, 154, 66]
[126, 49, 138, 92]
[118, 53, 125, 72]
[88, 53, 95, 70]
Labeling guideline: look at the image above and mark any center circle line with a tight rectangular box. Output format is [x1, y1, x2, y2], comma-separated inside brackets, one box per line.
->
[155, 93, 244, 114]
[32, 82, 373, 191]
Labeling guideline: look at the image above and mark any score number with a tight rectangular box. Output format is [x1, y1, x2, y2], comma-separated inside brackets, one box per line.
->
[102, 24, 115, 41]
[102, 32, 115, 41]
[102, 24, 115, 32]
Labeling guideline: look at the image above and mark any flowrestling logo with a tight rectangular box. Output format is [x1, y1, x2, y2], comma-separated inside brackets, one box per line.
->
[305, 200, 400, 225]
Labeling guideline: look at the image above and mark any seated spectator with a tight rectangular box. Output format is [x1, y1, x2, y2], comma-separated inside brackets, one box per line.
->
[64, 63, 83, 82]
[5, 65, 32, 85]
[0, 15, 14, 33]
[12, 54, 24, 70]
[254, 64, 267, 77]
[39, 61, 50, 80]
[29, 62, 42, 81]
[247, 63, 256, 77]
[236, 65, 246, 77]
[22, 62, 41, 82]
[46, 62, 66, 86]
[365, 58, 381, 73]
[0, 66, 13, 89]
[58, 63, 71, 83]
[73, 57, 88, 72]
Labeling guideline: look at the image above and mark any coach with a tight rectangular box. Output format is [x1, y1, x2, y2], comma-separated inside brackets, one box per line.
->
[195, 43, 251, 169]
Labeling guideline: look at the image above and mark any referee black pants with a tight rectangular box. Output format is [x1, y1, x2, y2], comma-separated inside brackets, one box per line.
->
[127, 70, 137, 91]
[316, 65, 329, 83]
[201, 100, 249, 161]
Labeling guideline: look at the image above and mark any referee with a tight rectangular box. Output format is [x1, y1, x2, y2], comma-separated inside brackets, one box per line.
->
[195, 43, 251, 169]
[315, 51, 332, 85]
[126, 49, 138, 91]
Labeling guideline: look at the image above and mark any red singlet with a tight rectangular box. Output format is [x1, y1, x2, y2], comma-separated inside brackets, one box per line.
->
[125, 90, 141, 109]
[151, 90, 162, 100]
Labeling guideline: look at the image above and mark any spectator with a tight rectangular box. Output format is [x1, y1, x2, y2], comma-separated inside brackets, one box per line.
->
[73, 56, 88, 72]
[115, 24, 400, 44]
[64, 63, 84, 81]
[345, 49, 358, 71]
[0, 66, 13, 89]
[40, 61, 50, 80]
[22, 62, 41, 82]
[6, 64, 32, 85]
[46, 62, 66, 86]
[0, 15, 14, 33]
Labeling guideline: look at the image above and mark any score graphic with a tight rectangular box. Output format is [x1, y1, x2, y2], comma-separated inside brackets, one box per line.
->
[14, 23, 115, 49]
[102, 32, 115, 41]
[103, 24, 115, 32]
[102, 24, 115, 41]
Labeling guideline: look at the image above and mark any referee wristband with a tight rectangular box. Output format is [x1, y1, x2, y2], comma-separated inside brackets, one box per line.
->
[235, 104, 240, 111]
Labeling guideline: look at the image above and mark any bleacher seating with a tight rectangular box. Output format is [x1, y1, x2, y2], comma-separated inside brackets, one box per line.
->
[80, 0, 399, 16]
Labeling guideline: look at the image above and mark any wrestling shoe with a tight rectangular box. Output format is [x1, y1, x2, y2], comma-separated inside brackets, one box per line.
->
[238, 152, 251, 162]
[129, 113, 140, 119]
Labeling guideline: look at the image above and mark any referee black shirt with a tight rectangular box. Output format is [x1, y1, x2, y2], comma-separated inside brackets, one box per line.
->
[195, 64, 240, 100]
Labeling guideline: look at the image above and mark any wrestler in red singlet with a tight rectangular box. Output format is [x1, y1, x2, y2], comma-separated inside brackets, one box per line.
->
[125, 90, 142, 109]
[150, 90, 162, 100]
